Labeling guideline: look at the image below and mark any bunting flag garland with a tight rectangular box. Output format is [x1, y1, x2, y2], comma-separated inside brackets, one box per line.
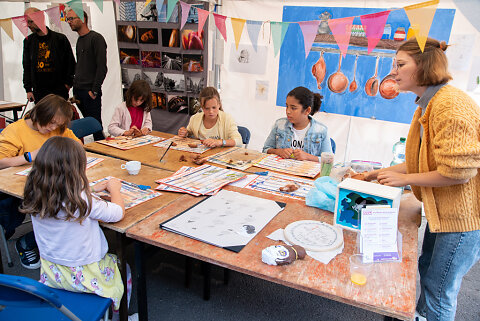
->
[197, 8, 209, 35]
[246, 20, 262, 52]
[360, 10, 390, 54]
[328, 16, 354, 57]
[12, 16, 29, 38]
[404, 0, 439, 52]
[213, 13, 227, 42]
[93, 0, 104, 13]
[114, 0, 120, 5]
[27, 10, 47, 35]
[45, 7, 62, 31]
[167, 0, 179, 22]
[179, 1, 191, 30]
[0, 18, 14, 41]
[145, 0, 152, 6]
[231, 18, 246, 50]
[298, 20, 321, 59]
[271, 21, 290, 57]
[67, 0, 84, 22]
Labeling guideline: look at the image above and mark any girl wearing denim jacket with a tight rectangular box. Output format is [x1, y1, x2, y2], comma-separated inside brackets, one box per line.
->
[262, 86, 332, 162]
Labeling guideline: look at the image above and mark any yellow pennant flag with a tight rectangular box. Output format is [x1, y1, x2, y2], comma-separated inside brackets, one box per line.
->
[231, 18, 246, 50]
[404, 0, 439, 52]
[0, 18, 14, 41]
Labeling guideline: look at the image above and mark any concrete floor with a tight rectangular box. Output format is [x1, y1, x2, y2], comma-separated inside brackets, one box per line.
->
[2, 217, 479, 321]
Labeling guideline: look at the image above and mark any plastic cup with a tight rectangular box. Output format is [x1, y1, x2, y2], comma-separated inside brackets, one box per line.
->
[121, 161, 141, 175]
[320, 152, 334, 176]
[349, 254, 372, 286]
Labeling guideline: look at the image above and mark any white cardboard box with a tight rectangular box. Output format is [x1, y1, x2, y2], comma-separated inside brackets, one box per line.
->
[333, 178, 402, 232]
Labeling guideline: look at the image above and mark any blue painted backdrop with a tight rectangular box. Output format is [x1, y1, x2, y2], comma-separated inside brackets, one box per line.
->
[276, 6, 455, 124]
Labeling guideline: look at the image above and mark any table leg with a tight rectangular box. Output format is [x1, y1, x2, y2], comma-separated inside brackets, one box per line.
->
[13, 110, 19, 122]
[116, 232, 128, 321]
[135, 241, 148, 321]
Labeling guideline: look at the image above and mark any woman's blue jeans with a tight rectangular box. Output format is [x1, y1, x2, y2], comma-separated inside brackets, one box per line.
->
[417, 224, 480, 321]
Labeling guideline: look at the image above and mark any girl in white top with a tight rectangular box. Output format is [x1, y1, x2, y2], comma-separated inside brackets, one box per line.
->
[20, 136, 127, 319]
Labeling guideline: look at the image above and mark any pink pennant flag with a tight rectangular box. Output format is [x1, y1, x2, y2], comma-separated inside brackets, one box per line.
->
[45, 7, 62, 31]
[213, 13, 227, 42]
[12, 15, 29, 38]
[180, 1, 191, 30]
[113, 0, 120, 5]
[360, 11, 390, 53]
[27, 10, 47, 35]
[328, 16, 354, 57]
[197, 8, 209, 35]
[298, 20, 321, 59]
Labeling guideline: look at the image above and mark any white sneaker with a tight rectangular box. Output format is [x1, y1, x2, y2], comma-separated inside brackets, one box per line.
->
[128, 313, 139, 321]
[415, 311, 426, 321]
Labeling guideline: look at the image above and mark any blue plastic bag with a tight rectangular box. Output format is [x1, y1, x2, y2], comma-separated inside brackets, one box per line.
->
[306, 176, 338, 212]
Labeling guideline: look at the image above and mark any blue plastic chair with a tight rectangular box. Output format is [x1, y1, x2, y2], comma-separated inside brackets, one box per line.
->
[237, 126, 251, 148]
[69, 117, 103, 139]
[330, 138, 336, 154]
[0, 273, 111, 321]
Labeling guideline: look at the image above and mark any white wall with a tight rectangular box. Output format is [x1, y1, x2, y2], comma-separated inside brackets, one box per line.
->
[218, 0, 480, 166]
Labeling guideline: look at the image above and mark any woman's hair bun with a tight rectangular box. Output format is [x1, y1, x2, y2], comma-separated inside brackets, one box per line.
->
[439, 41, 448, 51]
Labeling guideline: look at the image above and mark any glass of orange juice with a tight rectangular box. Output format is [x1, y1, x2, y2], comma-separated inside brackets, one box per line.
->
[349, 254, 372, 286]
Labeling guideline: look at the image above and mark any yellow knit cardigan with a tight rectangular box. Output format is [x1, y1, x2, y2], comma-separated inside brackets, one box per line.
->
[405, 85, 480, 233]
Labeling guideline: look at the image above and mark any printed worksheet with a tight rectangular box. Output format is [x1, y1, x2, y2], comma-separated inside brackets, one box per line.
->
[255, 155, 321, 178]
[16, 157, 104, 176]
[90, 176, 162, 209]
[245, 172, 314, 200]
[97, 135, 164, 150]
[160, 190, 285, 252]
[154, 136, 212, 154]
[206, 147, 267, 170]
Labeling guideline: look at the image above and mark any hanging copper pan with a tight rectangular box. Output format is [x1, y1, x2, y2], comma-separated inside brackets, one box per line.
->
[365, 56, 380, 97]
[379, 58, 400, 99]
[349, 55, 358, 92]
[311, 51, 326, 89]
[328, 54, 348, 94]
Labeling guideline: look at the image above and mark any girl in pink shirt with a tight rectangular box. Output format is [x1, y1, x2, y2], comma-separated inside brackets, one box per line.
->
[108, 80, 153, 137]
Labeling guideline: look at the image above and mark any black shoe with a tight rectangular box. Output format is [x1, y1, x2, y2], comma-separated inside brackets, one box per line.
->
[15, 237, 40, 269]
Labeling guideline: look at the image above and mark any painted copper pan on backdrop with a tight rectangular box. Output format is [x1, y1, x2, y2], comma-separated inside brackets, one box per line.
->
[365, 55, 380, 97]
[328, 54, 348, 94]
[379, 58, 399, 99]
[312, 51, 326, 89]
[349, 55, 358, 93]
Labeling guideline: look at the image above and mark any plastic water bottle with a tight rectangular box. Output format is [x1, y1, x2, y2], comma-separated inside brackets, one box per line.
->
[390, 137, 406, 166]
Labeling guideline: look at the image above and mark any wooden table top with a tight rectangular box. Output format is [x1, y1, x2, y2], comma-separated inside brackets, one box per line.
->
[0, 152, 184, 233]
[84, 131, 228, 172]
[126, 187, 421, 320]
[0, 101, 25, 110]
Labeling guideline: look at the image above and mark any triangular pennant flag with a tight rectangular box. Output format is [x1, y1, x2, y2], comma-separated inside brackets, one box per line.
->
[270, 21, 289, 57]
[0, 18, 14, 41]
[246, 20, 262, 52]
[197, 8, 209, 34]
[12, 16, 29, 38]
[113, 0, 120, 6]
[180, 1, 192, 30]
[213, 13, 227, 42]
[328, 16, 354, 57]
[298, 20, 321, 59]
[45, 7, 62, 31]
[404, 0, 439, 52]
[67, 0, 85, 22]
[27, 10, 47, 35]
[145, 0, 152, 6]
[360, 10, 390, 54]
[231, 18, 246, 50]
[93, 0, 104, 13]
[167, 0, 179, 22]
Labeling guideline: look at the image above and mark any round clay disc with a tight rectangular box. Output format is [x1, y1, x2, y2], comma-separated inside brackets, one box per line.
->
[284, 220, 344, 252]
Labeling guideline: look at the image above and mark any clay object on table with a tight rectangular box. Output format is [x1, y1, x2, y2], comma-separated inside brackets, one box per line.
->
[188, 143, 198, 148]
[179, 155, 187, 162]
[365, 55, 380, 97]
[261, 245, 307, 266]
[379, 58, 399, 100]
[311, 51, 326, 89]
[99, 195, 112, 202]
[328, 54, 348, 94]
[279, 184, 299, 192]
[349, 55, 358, 92]
[192, 155, 207, 165]
[171, 142, 177, 146]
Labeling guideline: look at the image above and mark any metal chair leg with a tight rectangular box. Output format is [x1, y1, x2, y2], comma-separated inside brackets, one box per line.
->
[0, 225, 13, 268]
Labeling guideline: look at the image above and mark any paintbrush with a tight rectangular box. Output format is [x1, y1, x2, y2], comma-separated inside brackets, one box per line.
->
[159, 141, 173, 163]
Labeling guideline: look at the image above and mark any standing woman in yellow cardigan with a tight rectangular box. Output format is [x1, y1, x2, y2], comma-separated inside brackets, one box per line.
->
[178, 87, 242, 148]
[365, 37, 480, 321]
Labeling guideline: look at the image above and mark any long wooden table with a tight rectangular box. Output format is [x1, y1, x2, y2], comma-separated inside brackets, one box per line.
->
[0, 101, 26, 122]
[0, 152, 183, 321]
[127, 184, 422, 321]
[84, 131, 226, 172]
